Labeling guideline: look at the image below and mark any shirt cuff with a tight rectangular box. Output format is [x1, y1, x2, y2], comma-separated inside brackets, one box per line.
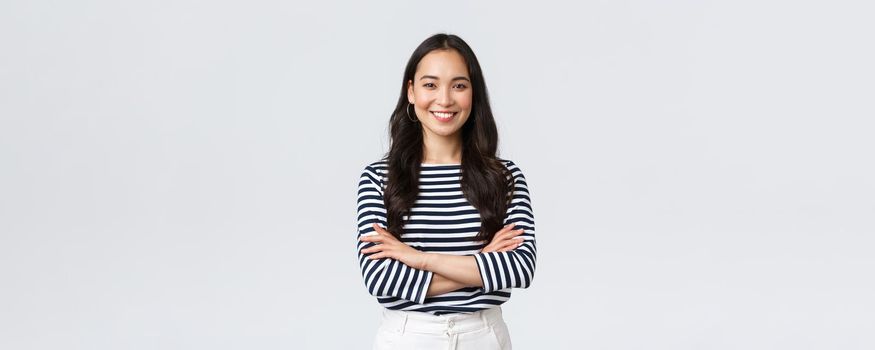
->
[415, 270, 434, 304]
[474, 252, 495, 293]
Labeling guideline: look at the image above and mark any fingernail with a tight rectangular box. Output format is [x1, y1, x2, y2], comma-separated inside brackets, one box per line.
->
[510, 223, 516, 227]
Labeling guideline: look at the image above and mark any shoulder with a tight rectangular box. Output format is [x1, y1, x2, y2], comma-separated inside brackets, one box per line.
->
[496, 157, 526, 180]
[360, 158, 389, 183]
[363, 158, 388, 172]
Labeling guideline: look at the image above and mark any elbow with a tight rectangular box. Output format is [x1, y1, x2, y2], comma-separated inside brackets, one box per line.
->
[364, 280, 382, 298]
[366, 283, 381, 298]
[518, 265, 536, 289]
[366, 280, 394, 299]
[520, 276, 535, 289]
[513, 271, 535, 290]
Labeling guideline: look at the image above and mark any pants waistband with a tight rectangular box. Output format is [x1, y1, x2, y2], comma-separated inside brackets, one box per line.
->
[379, 307, 504, 335]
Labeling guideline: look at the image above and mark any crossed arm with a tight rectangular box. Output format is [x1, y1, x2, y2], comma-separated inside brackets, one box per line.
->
[356, 163, 537, 303]
[360, 223, 525, 297]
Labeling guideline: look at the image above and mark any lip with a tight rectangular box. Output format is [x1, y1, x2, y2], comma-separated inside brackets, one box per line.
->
[430, 111, 457, 123]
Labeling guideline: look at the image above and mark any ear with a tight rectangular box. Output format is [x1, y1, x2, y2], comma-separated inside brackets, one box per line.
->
[407, 79, 415, 104]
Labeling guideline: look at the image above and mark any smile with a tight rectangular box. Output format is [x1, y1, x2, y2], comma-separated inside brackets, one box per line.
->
[430, 111, 456, 122]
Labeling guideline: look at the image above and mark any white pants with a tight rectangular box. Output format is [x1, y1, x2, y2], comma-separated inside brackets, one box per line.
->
[372, 306, 512, 350]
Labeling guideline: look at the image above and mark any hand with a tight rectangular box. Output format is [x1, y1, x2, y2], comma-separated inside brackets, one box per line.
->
[359, 223, 429, 269]
[481, 223, 526, 253]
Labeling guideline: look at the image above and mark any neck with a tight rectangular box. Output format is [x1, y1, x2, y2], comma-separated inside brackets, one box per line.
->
[422, 131, 463, 164]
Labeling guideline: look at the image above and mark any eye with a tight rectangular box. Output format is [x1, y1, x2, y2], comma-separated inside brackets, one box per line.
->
[453, 83, 468, 89]
[423, 82, 436, 88]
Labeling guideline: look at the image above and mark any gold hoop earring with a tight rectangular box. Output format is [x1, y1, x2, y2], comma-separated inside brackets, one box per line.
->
[406, 103, 418, 122]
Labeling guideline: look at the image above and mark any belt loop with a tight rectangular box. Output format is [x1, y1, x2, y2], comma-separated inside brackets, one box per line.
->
[399, 313, 408, 334]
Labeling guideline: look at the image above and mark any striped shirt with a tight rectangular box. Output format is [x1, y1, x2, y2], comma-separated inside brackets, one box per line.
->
[356, 158, 537, 315]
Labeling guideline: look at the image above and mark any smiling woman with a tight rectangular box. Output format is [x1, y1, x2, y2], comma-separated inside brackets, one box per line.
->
[408, 51, 473, 136]
[355, 33, 537, 350]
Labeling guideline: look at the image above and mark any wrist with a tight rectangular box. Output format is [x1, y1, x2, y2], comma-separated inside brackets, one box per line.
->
[419, 252, 434, 271]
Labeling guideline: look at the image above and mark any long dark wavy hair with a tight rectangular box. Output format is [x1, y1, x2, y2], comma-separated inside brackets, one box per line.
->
[383, 33, 513, 243]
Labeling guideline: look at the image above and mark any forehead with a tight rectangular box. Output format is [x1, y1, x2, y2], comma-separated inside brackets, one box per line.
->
[415, 49, 469, 79]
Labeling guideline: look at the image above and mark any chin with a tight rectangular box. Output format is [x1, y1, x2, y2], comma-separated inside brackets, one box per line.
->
[428, 121, 467, 135]
[428, 126, 463, 137]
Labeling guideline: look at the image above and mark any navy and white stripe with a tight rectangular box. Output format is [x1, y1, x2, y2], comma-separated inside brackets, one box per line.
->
[356, 159, 537, 315]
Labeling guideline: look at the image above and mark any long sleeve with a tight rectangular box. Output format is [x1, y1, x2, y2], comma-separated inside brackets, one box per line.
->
[473, 163, 537, 293]
[356, 165, 434, 304]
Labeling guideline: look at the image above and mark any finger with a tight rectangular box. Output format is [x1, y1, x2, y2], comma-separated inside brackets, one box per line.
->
[360, 234, 384, 243]
[361, 244, 384, 254]
[489, 224, 515, 243]
[508, 228, 526, 238]
[498, 237, 525, 251]
[492, 229, 522, 244]
[497, 242, 516, 252]
[371, 223, 384, 234]
[369, 252, 388, 260]
[497, 228, 524, 242]
[496, 223, 516, 237]
[373, 223, 395, 237]
[493, 242, 509, 252]
[498, 244, 521, 252]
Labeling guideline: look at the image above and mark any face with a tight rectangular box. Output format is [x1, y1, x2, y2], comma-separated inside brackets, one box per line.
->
[407, 49, 473, 140]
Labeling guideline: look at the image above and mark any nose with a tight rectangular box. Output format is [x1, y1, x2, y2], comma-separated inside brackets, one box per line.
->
[436, 86, 453, 107]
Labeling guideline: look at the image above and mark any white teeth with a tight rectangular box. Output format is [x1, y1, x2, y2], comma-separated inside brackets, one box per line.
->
[432, 112, 454, 118]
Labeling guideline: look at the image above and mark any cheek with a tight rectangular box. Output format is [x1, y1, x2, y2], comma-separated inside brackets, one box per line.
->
[415, 101, 430, 112]
[458, 92, 473, 110]
[414, 91, 432, 108]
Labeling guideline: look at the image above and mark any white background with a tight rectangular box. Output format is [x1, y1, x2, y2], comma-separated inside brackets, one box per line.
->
[1, 0, 873, 349]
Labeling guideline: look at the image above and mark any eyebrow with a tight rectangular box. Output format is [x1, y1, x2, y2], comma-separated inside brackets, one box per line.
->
[419, 75, 470, 82]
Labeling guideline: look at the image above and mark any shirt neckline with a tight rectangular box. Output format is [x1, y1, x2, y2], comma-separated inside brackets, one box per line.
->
[421, 163, 461, 167]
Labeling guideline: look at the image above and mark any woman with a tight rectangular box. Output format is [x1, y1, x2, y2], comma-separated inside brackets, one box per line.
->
[356, 33, 536, 350]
